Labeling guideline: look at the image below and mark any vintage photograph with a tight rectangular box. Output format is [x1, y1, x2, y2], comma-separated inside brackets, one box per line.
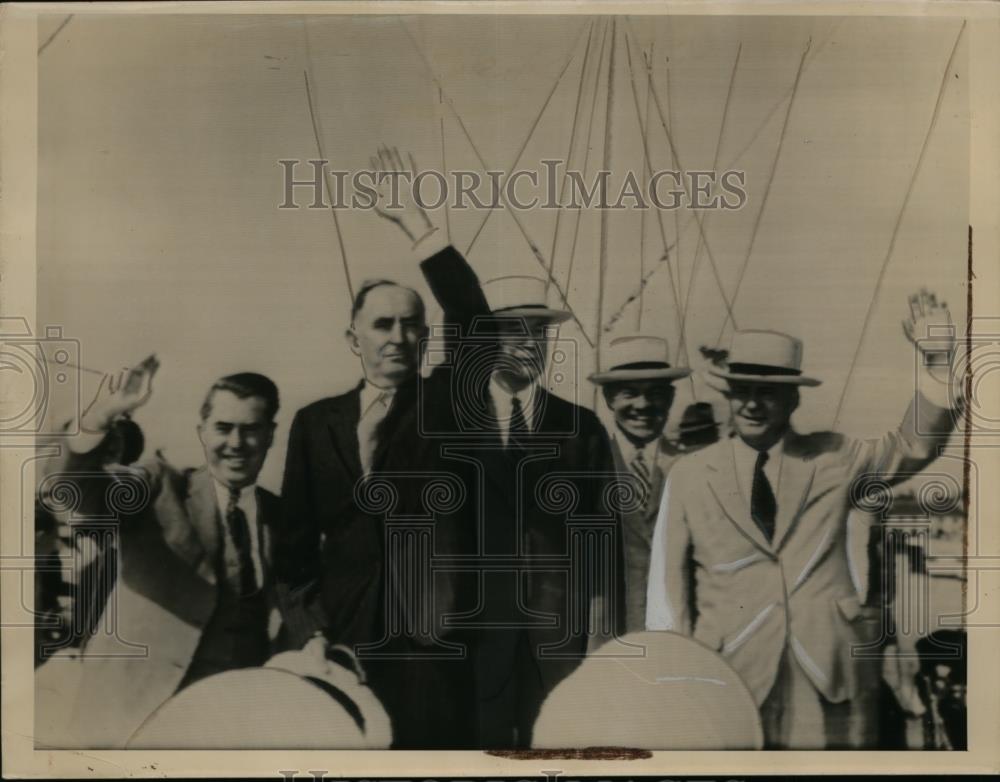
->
[2, 4, 996, 772]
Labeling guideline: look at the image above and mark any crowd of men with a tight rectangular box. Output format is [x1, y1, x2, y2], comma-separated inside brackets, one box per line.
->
[34, 149, 961, 751]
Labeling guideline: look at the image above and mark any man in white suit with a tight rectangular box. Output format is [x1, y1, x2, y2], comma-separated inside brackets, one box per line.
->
[646, 290, 960, 748]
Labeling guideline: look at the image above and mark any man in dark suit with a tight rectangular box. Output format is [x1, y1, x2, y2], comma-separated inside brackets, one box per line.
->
[279, 148, 624, 748]
[372, 148, 624, 748]
[276, 214, 489, 747]
[441, 273, 625, 748]
[35, 357, 285, 747]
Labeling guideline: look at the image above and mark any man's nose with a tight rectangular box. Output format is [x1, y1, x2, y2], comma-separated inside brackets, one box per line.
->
[225, 429, 245, 449]
[387, 321, 405, 343]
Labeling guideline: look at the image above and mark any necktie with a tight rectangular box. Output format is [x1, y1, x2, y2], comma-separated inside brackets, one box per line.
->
[225, 487, 257, 595]
[507, 394, 528, 448]
[630, 449, 653, 505]
[751, 450, 777, 543]
[358, 391, 391, 475]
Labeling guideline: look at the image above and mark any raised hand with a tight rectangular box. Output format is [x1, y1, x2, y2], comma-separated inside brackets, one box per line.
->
[903, 288, 954, 366]
[369, 145, 437, 247]
[81, 354, 160, 433]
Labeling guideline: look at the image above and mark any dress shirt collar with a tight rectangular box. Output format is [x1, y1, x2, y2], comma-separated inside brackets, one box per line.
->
[212, 479, 257, 515]
[211, 478, 263, 587]
[360, 379, 397, 418]
[732, 432, 786, 501]
[489, 373, 539, 440]
[614, 429, 661, 467]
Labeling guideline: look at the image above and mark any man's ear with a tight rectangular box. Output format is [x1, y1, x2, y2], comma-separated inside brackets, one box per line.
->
[345, 326, 361, 357]
[195, 420, 206, 447]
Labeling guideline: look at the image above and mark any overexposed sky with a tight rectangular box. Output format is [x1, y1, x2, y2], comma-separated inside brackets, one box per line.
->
[36, 13, 968, 491]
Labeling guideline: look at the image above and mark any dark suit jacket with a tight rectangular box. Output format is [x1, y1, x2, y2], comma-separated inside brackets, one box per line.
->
[277, 245, 624, 746]
[276, 247, 488, 748]
[419, 248, 626, 716]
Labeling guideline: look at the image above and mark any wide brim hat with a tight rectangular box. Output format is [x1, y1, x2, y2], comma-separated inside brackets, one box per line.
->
[707, 329, 821, 388]
[588, 334, 692, 384]
[482, 275, 572, 324]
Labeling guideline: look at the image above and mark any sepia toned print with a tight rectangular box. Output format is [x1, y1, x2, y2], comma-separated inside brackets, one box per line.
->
[2, 3, 998, 777]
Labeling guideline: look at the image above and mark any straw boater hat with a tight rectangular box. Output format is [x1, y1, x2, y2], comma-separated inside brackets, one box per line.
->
[707, 329, 821, 388]
[588, 334, 692, 384]
[481, 275, 572, 323]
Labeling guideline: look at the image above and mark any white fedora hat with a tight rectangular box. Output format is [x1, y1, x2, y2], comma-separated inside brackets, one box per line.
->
[588, 334, 692, 383]
[708, 329, 821, 387]
[481, 275, 572, 323]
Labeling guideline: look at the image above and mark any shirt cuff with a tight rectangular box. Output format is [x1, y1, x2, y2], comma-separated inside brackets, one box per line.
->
[406, 229, 450, 264]
[917, 363, 957, 410]
[67, 423, 109, 455]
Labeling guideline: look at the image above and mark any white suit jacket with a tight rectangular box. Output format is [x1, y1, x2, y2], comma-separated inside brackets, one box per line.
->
[646, 391, 954, 705]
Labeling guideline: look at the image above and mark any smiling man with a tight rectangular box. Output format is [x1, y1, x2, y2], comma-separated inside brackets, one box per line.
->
[35, 358, 284, 747]
[646, 291, 962, 749]
[588, 334, 691, 632]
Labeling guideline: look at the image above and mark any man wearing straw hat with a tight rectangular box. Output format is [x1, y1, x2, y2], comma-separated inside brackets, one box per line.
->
[444, 272, 623, 748]
[367, 148, 624, 748]
[588, 334, 691, 633]
[646, 291, 960, 748]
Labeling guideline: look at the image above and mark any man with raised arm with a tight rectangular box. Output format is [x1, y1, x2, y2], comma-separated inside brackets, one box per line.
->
[36, 357, 286, 747]
[646, 291, 961, 748]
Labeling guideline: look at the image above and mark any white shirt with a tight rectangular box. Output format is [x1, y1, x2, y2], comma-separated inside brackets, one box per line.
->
[358, 380, 396, 475]
[213, 480, 264, 589]
[359, 380, 397, 420]
[488, 374, 538, 446]
[731, 435, 785, 508]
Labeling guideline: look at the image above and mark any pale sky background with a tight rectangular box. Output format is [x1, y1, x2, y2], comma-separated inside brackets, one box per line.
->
[36, 13, 968, 492]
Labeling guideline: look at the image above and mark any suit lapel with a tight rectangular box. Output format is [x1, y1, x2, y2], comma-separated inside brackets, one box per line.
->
[256, 487, 276, 579]
[327, 385, 363, 480]
[706, 439, 773, 554]
[772, 433, 817, 551]
[609, 435, 627, 473]
[184, 467, 221, 584]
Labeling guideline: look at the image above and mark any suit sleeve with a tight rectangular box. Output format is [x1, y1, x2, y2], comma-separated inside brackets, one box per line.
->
[275, 410, 323, 590]
[37, 422, 162, 526]
[847, 370, 959, 486]
[35, 423, 161, 649]
[273, 409, 333, 648]
[646, 472, 692, 634]
[420, 245, 491, 336]
[584, 415, 627, 642]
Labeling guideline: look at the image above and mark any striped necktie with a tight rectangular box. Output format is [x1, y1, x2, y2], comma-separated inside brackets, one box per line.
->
[507, 394, 528, 448]
[630, 449, 653, 504]
[225, 487, 257, 596]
